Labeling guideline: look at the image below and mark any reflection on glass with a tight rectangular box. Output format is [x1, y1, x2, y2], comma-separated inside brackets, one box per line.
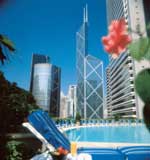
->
[33, 63, 51, 111]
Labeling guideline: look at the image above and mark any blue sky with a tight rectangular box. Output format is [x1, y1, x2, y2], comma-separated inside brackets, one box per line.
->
[0, 0, 108, 94]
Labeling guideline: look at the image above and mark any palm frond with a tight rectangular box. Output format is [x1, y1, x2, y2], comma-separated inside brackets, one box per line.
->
[0, 46, 6, 64]
[0, 34, 15, 52]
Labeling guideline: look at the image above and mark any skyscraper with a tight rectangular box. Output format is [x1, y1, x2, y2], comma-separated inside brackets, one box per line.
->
[30, 54, 61, 116]
[106, 0, 150, 119]
[30, 54, 50, 92]
[67, 85, 77, 118]
[32, 63, 52, 111]
[60, 85, 77, 118]
[76, 5, 104, 119]
[60, 92, 68, 118]
[50, 65, 61, 117]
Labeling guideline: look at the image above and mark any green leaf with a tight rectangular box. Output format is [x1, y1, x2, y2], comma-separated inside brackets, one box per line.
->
[144, 46, 150, 60]
[128, 37, 149, 61]
[146, 23, 150, 31]
[135, 69, 150, 103]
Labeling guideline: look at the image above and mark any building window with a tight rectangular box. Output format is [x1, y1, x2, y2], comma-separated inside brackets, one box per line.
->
[136, 24, 141, 33]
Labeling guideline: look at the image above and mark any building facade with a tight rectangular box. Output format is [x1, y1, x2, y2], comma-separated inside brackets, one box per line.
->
[30, 54, 50, 92]
[76, 5, 104, 119]
[60, 92, 68, 118]
[67, 85, 77, 118]
[50, 65, 61, 117]
[32, 63, 52, 111]
[30, 54, 61, 116]
[106, 0, 150, 119]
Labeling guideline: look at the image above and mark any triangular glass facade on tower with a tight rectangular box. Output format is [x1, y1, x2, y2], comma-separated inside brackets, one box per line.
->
[76, 5, 104, 119]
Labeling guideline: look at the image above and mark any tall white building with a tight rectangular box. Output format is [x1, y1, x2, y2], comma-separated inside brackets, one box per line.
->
[60, 92, 68, 118]
[60, 86, 77, 119]
[106, 0, 150, 119]
[67, 85, 77, 118]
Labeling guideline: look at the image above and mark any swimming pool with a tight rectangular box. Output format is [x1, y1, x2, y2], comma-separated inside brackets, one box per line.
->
[65, 125, 150, 143]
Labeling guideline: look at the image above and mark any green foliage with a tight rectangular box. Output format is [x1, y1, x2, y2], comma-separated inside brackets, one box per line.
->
[0, 72, 39, 159]
[143, 104, 150, 131]
[146, 22, 150, 36]
[6, 140, 36, 160]
[75, 112, 81, 122]
[128, 23, 150, 131]
[0, 34, 15, 51]
[0, 71, 39, 134]
[6, 140, 23, 160]
[135, 69, 150, 104]
[128, 37, 150, 61]
[0, 34, 15, 64]
[146, 23, 150, 31]
[134, 67, 150, 131]
[114, 113, 121, 121]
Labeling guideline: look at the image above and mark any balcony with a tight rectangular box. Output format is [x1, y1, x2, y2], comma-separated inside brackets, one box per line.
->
[110, 55, 128, 74]
[111, 83, 134, 98]
[111, 92, 135, 104]
[110, 69, 129, 86]
[111, 99, 135, 109]
[111, 81, 134, 95]
[112, 107, 136, 114]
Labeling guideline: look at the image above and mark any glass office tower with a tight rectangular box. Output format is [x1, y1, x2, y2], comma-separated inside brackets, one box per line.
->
[50, 65, 61, 117]
[30, 54, 61, 116]
[106, 0, 150, 119]
[32, 63, 51, 111]
[76, 5, 104, 119]
[30, 54, 50, 92]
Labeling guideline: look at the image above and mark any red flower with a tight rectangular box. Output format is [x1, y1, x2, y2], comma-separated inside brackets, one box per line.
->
[102, 18, 132, 59]
[57, 147, 69, 155]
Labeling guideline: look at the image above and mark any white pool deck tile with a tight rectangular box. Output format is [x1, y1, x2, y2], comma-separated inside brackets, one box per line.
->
[59, 124, 150, 149]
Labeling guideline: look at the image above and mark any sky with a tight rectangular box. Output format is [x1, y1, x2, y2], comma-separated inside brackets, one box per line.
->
[0, 0, 108, 94]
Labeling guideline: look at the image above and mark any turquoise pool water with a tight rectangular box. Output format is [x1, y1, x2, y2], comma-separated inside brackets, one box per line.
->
[65, 125, 150, 143]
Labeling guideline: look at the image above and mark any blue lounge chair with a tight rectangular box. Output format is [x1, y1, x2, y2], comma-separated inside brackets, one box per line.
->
[98, 119, 102, 125]
[118, 146, 150, 160]
[78, 148, 124, 160]
[70, 119, 75, 127]
[24, 109, 70, 152]
[80, 119, 84, 125]
[87, 119, 92, 125]
[24, 110, 150, 160]
[83, 119, 86, 125]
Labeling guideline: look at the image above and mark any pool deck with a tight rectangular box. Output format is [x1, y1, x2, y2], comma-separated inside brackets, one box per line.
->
[59, 124, 150, 149]
[76, 142, 150, 149]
